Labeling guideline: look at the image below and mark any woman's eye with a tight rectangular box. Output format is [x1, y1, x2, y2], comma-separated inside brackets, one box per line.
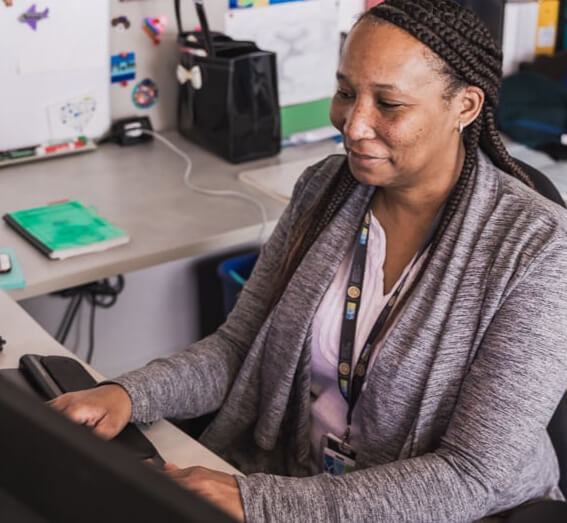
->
[335, 89, 353, 100]
[378, 101, 403, 109]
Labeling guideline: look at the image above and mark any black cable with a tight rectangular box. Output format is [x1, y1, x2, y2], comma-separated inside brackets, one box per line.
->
[56, 293, 83, 344]
[87, 300, 96, 364]
[53, 276, 125, 362]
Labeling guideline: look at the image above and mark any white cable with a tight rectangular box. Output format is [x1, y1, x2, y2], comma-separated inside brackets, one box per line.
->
[135, 129, 268, 243]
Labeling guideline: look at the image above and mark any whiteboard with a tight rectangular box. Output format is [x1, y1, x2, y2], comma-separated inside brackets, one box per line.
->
[0, 0, 110, 151]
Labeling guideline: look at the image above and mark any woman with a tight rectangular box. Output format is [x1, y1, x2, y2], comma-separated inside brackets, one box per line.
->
[52, 1, 567, 521]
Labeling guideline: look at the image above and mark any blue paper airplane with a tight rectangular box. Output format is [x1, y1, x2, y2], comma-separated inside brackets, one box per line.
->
[19, 4, 49, 31]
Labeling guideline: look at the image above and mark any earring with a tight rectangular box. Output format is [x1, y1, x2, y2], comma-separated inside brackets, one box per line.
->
[458, 121, 464, 134]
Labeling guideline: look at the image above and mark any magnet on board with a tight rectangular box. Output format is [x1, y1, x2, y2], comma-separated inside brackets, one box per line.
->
[19, 4, 49, 30]
[132, 78, 158, 109]
[111, 15, 131, 32]
[143, 15, 167, 45]
[111, 52, 136, 85]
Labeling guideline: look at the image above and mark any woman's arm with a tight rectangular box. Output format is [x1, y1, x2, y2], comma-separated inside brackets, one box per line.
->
[112, 157, 341, 424]
[236, 239, 567, 522]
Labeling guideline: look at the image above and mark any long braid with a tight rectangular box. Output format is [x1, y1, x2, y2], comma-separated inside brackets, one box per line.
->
[268, 0, 532, 308]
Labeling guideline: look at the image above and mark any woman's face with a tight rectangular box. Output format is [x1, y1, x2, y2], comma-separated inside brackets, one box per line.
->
[330, 19, 464, 189]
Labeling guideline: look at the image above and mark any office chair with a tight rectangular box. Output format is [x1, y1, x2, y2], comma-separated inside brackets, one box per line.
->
[505, 159, 567, 522]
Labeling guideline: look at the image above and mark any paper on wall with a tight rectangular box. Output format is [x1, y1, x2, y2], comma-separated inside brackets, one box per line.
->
[47, 94, 97, 138]
[225, 0, 340, 107]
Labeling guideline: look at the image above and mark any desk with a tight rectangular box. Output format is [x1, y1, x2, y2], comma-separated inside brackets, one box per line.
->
[0, 133, 339, 301]
[0, 288, 239, 475]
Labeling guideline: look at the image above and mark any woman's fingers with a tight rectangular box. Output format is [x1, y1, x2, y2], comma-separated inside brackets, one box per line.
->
[47, 384, 132, 439]
[162, 466, 245, 521]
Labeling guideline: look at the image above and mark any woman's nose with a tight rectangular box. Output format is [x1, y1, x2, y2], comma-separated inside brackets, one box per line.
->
[343, 102, 376, 142]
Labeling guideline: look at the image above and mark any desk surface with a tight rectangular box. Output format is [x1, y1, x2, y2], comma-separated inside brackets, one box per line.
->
[0, 133, 339, 300]
[0, 288, 239, 475]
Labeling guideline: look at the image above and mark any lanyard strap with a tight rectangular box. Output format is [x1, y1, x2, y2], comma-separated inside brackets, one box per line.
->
[337, 206, 442, 435]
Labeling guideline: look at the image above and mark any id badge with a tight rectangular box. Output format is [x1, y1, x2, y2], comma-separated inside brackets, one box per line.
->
[321, 433, 356, 475]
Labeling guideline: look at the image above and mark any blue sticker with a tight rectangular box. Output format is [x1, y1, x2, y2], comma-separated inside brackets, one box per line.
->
[111, 52, 136, 84]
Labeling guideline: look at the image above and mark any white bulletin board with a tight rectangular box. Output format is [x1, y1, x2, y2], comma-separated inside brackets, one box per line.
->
[0, 0, 111, 151]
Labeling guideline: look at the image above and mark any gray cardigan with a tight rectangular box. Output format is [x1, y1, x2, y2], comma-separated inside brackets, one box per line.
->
[116, 151, 567, 522]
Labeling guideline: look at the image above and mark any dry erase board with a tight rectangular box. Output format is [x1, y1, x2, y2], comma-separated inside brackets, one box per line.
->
[0, 0, 111, 151]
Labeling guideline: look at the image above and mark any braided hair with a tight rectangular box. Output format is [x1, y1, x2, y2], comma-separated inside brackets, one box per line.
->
[268, 0, 532, 308]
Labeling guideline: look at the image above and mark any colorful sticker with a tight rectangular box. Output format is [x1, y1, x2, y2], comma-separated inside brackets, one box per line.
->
[143, 15, 168, 45]
[111, 16, 131, 32]
[19, 4, 49, 30]
[132, 78, 158, 109]
[111, 52, 136, 85]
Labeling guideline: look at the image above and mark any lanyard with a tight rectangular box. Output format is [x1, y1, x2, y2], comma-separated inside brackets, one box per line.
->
[337, 205, 442, 446]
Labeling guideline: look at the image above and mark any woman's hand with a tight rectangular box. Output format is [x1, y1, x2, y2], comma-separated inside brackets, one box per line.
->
[48, 384, 132, 439]
[163, 464, 244, 522]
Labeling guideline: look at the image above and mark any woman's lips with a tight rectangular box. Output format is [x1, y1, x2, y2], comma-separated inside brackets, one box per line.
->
[347, 149, 388, 166]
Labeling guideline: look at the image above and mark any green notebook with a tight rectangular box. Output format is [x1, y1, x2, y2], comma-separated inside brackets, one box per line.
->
[3, 201, 129, 260]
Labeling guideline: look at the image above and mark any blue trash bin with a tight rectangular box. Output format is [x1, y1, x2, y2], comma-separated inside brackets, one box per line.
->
[217, 250, 259, 319]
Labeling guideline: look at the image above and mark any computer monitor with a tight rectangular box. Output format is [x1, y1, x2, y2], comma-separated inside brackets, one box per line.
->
[0, 375, 235, 523]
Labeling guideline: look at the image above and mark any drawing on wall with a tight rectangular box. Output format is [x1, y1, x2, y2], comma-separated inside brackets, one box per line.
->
[47, 95, 97, 137]
[19, 4, 49, 30]
[225, 0, 340, 106]
[111, 52, 136, 86]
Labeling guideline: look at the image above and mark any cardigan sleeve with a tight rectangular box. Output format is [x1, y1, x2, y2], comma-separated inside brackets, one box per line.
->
[112, 157, 337, 424]
[236, 238, 567, 522]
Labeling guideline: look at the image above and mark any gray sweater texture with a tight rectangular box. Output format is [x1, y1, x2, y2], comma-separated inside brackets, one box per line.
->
[115, 151, 567, 522]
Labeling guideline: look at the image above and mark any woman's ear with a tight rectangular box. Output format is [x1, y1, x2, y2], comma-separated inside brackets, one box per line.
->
[458, 86, 485, 127]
